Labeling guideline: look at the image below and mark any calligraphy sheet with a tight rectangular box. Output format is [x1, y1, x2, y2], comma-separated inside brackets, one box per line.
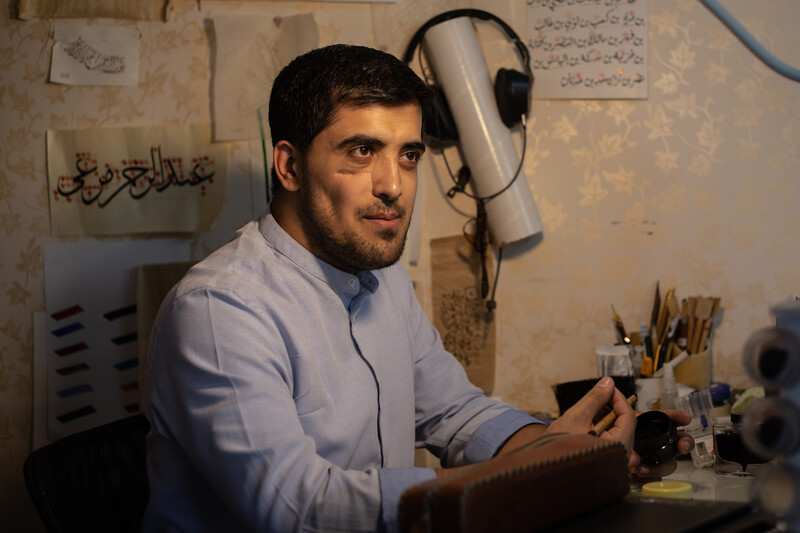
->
[212, 14, 319, 142]
[431, 236, 496, 394]
[50, 22, 140, 87]
[18, 0, 170, 20]
[236, 0, 395, 2]
[44, 239, 190, 440]
[527, 0, 648, 99]
[47, 124, 226, 236]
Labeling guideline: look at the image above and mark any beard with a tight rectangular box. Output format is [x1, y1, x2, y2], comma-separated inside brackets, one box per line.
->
[297, 174, 410, 273]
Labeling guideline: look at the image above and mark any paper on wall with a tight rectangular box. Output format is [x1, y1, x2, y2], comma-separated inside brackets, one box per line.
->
[18, 0, 170, 20]
[47, 123, 226, 236]
[50, 22, 140, 87]
[236, 0, 395, 2]
[431, 235, 496, 394]
[527, 0, 648, 99]
[211, 14, 319, 142]
[44, 239, 190, 441]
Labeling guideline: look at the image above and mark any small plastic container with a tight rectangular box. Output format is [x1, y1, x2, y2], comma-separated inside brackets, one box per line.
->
[634, 410, 678, 465]
[642, 481, 693, 500]
[675, 388, 716, 468]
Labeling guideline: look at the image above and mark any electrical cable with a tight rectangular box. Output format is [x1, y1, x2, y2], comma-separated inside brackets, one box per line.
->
[446, 116, 527, 203]
[486, 246, 503, 314]
[462, 207, 505, 316]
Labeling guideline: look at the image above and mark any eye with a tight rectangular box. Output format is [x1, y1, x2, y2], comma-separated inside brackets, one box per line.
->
[350, 146, 373, 158]
[401, 151, 422, 163]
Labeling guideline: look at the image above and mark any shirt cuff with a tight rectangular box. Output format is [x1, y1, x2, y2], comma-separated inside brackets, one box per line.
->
[378, 466, 436, 533]
[463, 409, 546, 463]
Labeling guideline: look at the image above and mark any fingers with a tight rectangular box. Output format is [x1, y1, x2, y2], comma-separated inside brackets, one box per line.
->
[659, 409, 692, 426]
[630, 457, 679, 480]
[661, 410, 695, 454]
[570, 376, 616, 420]
[627, 431, 695, 479]
[545, 377, 616, 436]
[608, 387, 636, 428]
[676, 434, 694, 454]
[603, 387, 636, 453]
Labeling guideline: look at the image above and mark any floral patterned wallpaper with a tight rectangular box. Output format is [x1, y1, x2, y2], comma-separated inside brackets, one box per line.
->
[485, 0, 800, 410]
[1, 0, 798, 528]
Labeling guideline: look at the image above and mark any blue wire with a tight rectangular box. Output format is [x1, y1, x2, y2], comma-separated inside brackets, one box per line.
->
[699, 0, 800, 82]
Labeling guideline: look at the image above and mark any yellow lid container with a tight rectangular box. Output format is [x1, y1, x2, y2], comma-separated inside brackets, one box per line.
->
[642, 481, 693, 500]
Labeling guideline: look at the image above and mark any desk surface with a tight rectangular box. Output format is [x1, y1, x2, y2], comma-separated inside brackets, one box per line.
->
[550, 459, 775, 533]
[657, 458, 755, 503]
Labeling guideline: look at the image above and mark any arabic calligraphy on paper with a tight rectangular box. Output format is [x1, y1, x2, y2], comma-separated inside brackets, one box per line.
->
[55, 147, 214, 208]
[50, 23, 140, 87]
[63, 37, 126, 75]
[47, 124, 226, 236]
[527, 0, 648, 99]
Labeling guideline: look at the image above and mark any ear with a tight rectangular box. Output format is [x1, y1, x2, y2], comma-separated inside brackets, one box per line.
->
[273, 140, 301, 192]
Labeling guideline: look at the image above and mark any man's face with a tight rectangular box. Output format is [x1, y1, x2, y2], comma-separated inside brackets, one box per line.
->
[294, 103, 425, 273]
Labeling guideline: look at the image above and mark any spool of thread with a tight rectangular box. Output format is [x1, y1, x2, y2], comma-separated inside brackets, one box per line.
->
[741, 396, 800, 460]
[750, 464, 800, 523]
[742, 327, 800, 388]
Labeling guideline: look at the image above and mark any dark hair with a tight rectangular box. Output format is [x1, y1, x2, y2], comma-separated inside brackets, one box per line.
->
[268, 44, 431, 195]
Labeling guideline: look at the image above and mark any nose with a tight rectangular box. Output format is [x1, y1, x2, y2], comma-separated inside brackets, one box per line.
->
[372, 156, 401, 202]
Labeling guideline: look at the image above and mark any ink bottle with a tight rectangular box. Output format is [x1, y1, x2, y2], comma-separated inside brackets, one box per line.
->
[634, 410, 678, 466]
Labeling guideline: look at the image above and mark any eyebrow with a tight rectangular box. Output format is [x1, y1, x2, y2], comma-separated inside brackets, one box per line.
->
[404, 141, 427, 155]
[336, 135, 426, 155]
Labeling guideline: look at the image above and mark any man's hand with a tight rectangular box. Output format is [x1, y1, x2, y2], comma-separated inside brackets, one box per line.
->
[545, 379, 696, 480]
[629, 409, 695, 480]
[493, 377, 634, 458]
[545, 376, 637, 454]
[472, 377, 695, 483]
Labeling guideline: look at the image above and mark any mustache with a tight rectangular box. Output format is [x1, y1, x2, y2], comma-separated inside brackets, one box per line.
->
[356, 204, 407, 219]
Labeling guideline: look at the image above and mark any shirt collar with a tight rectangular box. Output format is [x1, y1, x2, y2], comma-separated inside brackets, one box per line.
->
[258, 208, 379, 299]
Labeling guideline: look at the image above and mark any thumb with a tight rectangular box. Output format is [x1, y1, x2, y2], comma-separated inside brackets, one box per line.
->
[546, 377, 617, 436]
[571, 376, 615, 419]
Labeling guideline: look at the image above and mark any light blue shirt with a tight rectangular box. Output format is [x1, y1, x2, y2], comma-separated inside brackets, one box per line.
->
[143, 210, 540, 532]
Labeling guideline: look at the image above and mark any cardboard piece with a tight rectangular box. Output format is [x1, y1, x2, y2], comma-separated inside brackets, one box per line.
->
[431, 235, 496, 394]
[135, 261, 194, 404]
[674, 349, 711, 390]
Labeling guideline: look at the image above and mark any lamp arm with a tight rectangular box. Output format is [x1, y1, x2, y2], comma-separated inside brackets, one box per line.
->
[699, 0, 800, 82]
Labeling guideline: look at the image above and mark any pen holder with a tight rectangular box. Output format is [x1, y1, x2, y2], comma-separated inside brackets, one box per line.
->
[674, 348, 711, 390]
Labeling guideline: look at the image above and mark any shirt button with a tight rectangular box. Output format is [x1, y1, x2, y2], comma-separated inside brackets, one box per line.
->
[347, 278, 356, 287]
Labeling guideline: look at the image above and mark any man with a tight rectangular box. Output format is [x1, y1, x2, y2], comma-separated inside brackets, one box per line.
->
[143, 44, 691, 532]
